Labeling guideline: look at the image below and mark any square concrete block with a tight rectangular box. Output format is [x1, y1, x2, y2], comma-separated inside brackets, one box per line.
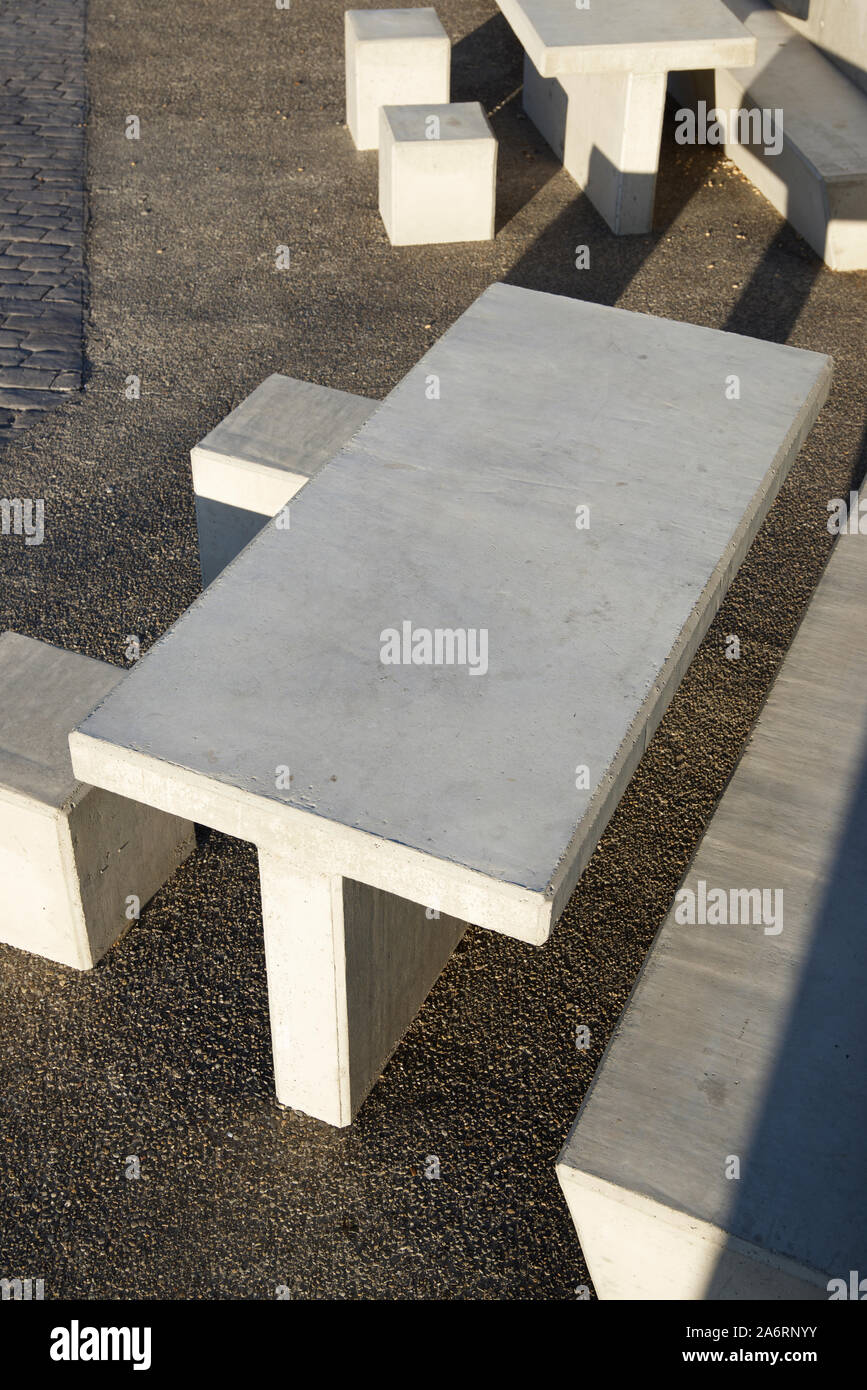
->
[0, 632, 195, 970]
[345, 7, 450, 150]
[379, 102, 497, 245]
[191, 373, 375, 586]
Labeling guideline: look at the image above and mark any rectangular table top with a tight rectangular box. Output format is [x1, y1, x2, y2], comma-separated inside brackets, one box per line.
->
[71, 284, 830, 944]
[496, 0, 757, 76]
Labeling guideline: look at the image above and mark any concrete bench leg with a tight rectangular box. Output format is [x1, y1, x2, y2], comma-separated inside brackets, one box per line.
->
[258, 850, 466, 1125]
[523, 53, 666, 234]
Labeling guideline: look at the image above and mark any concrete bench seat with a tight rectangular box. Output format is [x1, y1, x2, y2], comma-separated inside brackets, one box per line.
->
[496, 0, 756, 232]
[71, 283, 830, 1126]
[775, 0, 866, 99]
[0, 632, 194, 970]
[556, 500, 867, 1299]
[191, 374, 375, 585]
[672, 0, 867, 270]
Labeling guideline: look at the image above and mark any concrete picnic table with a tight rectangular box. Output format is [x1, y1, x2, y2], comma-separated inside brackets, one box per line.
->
[70, 283, 830, 1126]
[496, 0, 757, 232]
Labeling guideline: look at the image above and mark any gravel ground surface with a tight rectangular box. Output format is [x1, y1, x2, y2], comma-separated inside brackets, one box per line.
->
[0, 0, 865, 1300]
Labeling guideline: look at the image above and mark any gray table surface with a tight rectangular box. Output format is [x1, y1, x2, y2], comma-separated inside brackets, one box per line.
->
[75, 284, 831, 917]
[495, 0, 756, 75]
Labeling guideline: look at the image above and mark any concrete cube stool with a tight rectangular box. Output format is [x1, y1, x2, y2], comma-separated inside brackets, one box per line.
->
[379, 102, 497, 245]
[191, 374, 375, 586]
[345, 7, 450, 151]
[0, 632, 195, 970]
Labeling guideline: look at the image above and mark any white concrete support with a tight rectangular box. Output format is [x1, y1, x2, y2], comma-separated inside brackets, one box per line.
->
[523, 53, 666, 234]
[345, 8, 450, 151]
[258, 850, 465, 1125]
[0, 632, 195, 970]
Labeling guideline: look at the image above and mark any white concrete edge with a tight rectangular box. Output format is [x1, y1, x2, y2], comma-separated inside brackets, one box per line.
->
[495, 1, 755, 78]
[546, 354, 833, 926]
[55, 805, 93, 970]
[0, 780, 68, 818]
[540, 36, 757, 79]
[190, 446, 308, 515]
[554, 1163, 829, 1298]
[0, 787, 91, 968]
[68, 731, 552, 945]
[0, 773, 96, 822]
[330, 870, 353, 1125]
[350, 35, 451, 57]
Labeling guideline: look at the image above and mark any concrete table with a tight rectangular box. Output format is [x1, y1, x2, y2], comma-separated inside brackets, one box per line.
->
[496, 0, 757, 232]
[70, 284, 830, 1126]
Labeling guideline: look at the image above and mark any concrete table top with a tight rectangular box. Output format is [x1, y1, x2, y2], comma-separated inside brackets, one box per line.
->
[71, 284, 831, 947]
[495, 0, 757, 76]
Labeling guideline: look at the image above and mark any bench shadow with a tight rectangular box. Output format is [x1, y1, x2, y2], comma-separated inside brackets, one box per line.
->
[769, 0, 811, 16]
[722, 219, 823, 341]
[489, 90, 562, 234]
[500, 100, 724, 307]
[847, 415, 867, 495]
[452, 12, 560, 232]
[703, 699, 867, 1298]
[502, 186, 648, 303]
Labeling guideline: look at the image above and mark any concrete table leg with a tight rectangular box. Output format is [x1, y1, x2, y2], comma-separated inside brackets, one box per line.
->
[258, 850, 466, 1126]
[523, 54, 666, 234]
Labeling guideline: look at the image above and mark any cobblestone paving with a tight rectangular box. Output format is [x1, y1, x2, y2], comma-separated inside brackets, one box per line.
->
[0, 0, 86, 442]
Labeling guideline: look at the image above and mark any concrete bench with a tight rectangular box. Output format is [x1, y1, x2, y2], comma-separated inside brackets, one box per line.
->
[0, 632, 194, 970]
[671, 0, 867, 271]
[557, 502, 867, 1299]
[769, 0, 866, 98]
[70, 283, 830, 1126]
[496, 0, 756, 233]
[191, 374, 375, 586]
